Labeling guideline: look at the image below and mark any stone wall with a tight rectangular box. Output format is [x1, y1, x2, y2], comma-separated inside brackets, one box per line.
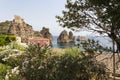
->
[14, 15, 24, 24]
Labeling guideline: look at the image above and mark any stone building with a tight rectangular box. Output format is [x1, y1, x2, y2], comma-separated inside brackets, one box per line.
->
[14, 15, 24, 24]
[28, 37, 50, 47]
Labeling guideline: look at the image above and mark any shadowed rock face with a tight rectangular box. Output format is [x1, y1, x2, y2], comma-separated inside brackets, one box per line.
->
[40, 27, 53, 44]
[57, 30, 75, 43]
[34, 31, 43, 37]
[57, 30, 69, 43]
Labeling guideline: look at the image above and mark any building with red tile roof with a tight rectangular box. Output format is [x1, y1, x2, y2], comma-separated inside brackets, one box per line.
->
[28, 37, 50, 47]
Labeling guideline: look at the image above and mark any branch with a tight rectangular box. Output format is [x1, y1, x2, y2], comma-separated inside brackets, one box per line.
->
[84, 12, 110, 34]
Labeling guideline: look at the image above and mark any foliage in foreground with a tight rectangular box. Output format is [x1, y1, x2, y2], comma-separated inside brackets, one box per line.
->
[0, 63, 11, 79]
[18, 45, 108, 80]
[81, 39, 112, 53]
[0, 44, 109, 80]
[56, 0, 120, 52]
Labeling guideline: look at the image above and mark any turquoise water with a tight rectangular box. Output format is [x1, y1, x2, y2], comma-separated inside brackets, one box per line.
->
[52, 36, 113, 49]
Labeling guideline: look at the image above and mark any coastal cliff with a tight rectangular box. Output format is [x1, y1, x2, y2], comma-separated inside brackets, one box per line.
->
[0, 15, 53, 43]
[8, 15, 34, 42]
[40, 27, 53, 44]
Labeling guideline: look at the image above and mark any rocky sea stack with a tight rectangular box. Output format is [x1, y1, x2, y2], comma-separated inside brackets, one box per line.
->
[0, 15, 53, 43]
[40, 27, 53, 43]
[57, 30, 75, 43]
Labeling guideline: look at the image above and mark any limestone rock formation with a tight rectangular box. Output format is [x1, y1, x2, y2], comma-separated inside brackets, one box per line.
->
[14, 15, 24, 24]
[40, 27, 53, 44]
[34, 31, 43, 37]
[0, 15, 53, 44]
[57, 30, 69, 43]
[76, 36, 86, 42]
[8, 15, 34, 42]
[57, 30, 75, 43]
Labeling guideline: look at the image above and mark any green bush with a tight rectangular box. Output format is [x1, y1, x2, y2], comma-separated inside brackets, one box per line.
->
[0, 49, 26, 68]
[9, 43, 26, 51]
[0, 49, 25, 80]
[19, 44, 51, 80]
[0, 44, 109, 80]
[5, 55, 25, 68]
[0, 63, 11, 79]
[0, 21, 11, 26]
[0, 37, 6, 46]
[18, 45, 108, 80]
[0, 35, 16, 46]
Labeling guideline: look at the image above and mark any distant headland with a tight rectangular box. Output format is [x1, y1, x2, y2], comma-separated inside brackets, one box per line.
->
[0, 15, 53, 44]
[0, 15, 87, 47]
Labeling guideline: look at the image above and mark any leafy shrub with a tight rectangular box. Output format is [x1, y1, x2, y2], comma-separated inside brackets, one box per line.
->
[0, 44, 109, 80]
[18, 44, 52, 80]
[0, 36, 6, 46]
[64, 47, 81, 56]
[9, 43, 26, 51]
[0, 49, 25, 80]
[0, 35, 16, 46]
[0, 49, 26, 67]
[0, 63, 11, 79]
[5, 66, 22, 80]
[18, 45, 109, 80]
[0, 21, 11, 26]
[81, 39, 112, 53]
[43, 48, 108, 80]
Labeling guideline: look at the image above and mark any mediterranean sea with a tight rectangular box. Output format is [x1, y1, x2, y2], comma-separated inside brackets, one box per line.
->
[52, 36, 113, 49]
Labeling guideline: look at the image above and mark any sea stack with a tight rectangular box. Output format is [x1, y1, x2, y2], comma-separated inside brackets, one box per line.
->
[57, 30, 75, 43]
[76, 36, 87, 42]
[40, 27, 53, 45]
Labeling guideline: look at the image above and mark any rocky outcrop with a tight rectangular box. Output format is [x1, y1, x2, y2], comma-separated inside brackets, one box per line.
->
[57, 30, 69, 43]
[0, 15, 53, 44]
[34, 31, 43, 37]
[57, 30, 75, 43]
[0, 21, 12, 34]
[76, 36, 86, 42]
[40, 27, 53, 44]
[8, 15, 34, 42]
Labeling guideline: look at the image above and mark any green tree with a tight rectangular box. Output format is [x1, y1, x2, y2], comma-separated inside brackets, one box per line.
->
[56, 0, 120, 52]
[0, 37, 6, 46]
[0, 35, 16, 46]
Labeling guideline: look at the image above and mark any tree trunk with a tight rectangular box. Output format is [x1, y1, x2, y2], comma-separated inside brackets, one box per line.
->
[108, 33, 120, 52]
[116, 42, 120, 52]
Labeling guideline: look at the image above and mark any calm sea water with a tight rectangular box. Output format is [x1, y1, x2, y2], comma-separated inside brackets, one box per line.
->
[52, 36, 75, 48]
[52, 36, 113, 49]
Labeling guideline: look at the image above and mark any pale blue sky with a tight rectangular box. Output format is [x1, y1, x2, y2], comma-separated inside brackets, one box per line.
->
[0, 0, 93, 36]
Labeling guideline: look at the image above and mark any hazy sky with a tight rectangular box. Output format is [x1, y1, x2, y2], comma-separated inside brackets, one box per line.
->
[0, 0, 94, 36]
